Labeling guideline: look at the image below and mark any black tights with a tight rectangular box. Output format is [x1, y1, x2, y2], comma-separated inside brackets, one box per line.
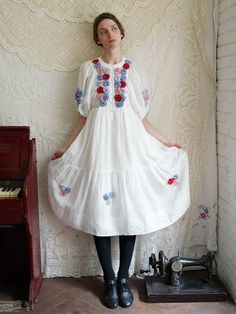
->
[94, 235, 136, 282]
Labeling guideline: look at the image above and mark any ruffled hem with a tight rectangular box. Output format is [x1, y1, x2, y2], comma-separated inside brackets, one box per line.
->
[48, 149, 190, 236]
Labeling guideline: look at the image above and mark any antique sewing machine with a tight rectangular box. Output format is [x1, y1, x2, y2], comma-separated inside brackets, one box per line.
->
[140, 250, 227, 302]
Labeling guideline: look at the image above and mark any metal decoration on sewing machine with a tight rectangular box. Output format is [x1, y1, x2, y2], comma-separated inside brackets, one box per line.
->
[140, 250, 227, 302]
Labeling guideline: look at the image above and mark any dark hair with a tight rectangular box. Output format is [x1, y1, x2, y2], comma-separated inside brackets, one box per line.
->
[93, 12, 125, 46]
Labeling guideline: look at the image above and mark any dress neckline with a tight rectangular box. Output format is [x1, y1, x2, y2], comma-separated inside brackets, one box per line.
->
[99, 56, 125, 68]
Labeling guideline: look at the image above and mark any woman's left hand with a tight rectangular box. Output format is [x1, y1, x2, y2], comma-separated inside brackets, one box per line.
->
[165, 142, 182, 149]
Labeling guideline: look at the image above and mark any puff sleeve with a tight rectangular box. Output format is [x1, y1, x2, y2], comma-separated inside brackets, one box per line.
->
[128, 63, 151, 120]
[74, 61, 92, 117]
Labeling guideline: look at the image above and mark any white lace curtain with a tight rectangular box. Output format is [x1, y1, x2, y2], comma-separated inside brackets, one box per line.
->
[0, 0, 217, 277]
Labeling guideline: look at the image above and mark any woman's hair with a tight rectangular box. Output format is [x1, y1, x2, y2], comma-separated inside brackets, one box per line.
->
[93, 12, 125, 46]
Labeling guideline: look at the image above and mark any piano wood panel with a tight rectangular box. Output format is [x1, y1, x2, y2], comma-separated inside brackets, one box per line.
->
[0, 199, 25, 223]
[0, 126, 43, 312]
[0, 126, 29, 179]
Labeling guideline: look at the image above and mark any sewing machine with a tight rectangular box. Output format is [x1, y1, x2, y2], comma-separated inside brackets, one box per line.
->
[140, 250, 227, 302]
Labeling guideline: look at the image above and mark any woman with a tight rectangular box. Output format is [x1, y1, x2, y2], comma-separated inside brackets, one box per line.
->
[48, 12, 190, 309]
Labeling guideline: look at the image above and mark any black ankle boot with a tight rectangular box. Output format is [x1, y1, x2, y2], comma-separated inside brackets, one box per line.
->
[103, 280, 119, 309]
[117, 278, 134, 308]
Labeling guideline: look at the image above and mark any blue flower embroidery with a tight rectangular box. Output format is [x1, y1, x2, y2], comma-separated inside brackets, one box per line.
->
[114, 80, 120, 88]
[103, 192, 115, 205]
[102, 80, 110, 87]
[141, 88, 150, 107]
[103, 91, 109, 100]
[100, 101, 107, 107]
[59, 184, 72, 196]
[75, 88, 84, 107]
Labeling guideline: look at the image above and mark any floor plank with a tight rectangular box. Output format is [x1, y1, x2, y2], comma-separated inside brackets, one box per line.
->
[8, 276, 236, 314]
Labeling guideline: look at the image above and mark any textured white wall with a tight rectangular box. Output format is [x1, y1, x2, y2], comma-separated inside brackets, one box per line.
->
[0, 1, 217, 278]
[216, 0, 236, 303]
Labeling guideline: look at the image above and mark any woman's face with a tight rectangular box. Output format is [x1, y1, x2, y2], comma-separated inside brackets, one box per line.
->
[97, 19, 122, 50]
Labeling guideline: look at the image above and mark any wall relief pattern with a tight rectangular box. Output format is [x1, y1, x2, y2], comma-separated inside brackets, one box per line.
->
[0, 0, 217, 277]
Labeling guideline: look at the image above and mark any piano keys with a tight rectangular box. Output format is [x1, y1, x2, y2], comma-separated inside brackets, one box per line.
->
[0, 126, 43, 311]
[0, 180, 22, 198]
[0, 186, 21, 198]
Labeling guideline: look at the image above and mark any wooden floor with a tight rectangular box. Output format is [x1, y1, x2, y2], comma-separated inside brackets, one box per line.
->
[0, 276, 234, 314]
[26, 276, 236, 314]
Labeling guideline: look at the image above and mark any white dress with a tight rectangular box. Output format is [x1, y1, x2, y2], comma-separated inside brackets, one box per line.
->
[48, 57, 190, 236]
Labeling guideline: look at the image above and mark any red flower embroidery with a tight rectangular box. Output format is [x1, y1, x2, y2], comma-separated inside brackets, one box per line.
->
[200, 213, 206, 219]
[198, 205, 210, 220]
[120, 80, 126, 88]
[168, 178, 174, 185]
[114, 94, 122, 102]
[103, 73, 110, 80]
[92, 59, 99, 64]
[123, 63, 130, 70]
[97, 86, 104, 94]
[167, 174, 179, 185]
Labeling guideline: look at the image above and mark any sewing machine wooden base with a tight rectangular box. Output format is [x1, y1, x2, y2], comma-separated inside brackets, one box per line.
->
[145, 270, 227, 302]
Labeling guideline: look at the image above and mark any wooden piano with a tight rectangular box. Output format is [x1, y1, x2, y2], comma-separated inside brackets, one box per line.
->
[0, 126, 43, 312]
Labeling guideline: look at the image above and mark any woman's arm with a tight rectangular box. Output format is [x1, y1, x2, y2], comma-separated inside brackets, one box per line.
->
[142, 117, 182, 148]
[51, 115, 87, 160]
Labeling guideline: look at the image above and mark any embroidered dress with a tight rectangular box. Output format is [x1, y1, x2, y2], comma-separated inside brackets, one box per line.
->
[48, 57, 190, 236]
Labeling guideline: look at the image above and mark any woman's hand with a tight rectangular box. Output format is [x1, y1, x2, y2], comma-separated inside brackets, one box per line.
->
[51, 115, 87, 161]
[142, 117, 182, 149]
[164, 141, 182, 149]
[51, 149, 66, 160]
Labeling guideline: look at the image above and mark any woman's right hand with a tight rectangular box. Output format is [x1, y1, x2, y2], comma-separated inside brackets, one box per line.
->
[51, 148, 66, 160]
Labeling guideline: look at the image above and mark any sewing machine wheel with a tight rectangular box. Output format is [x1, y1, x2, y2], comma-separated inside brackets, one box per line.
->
[149, 253, 157, 274]
[158, 250, 167, 276]
[149, 251, 168, 277]
[150, 253, 157, 265]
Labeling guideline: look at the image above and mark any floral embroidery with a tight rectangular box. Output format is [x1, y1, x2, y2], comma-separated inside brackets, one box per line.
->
[167, 174, 179, 185]
[75, 88, 84, 107]
[123, 62, 130, 70]
[93, 59, 110, 107]
[103, 192, 115, 205]
[114, 59, 131, 108]
[142, 88, 150, 107]
[59, 184, 72, 196]
[198, 205, 210, 220]
[92, 58, 131, 108]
